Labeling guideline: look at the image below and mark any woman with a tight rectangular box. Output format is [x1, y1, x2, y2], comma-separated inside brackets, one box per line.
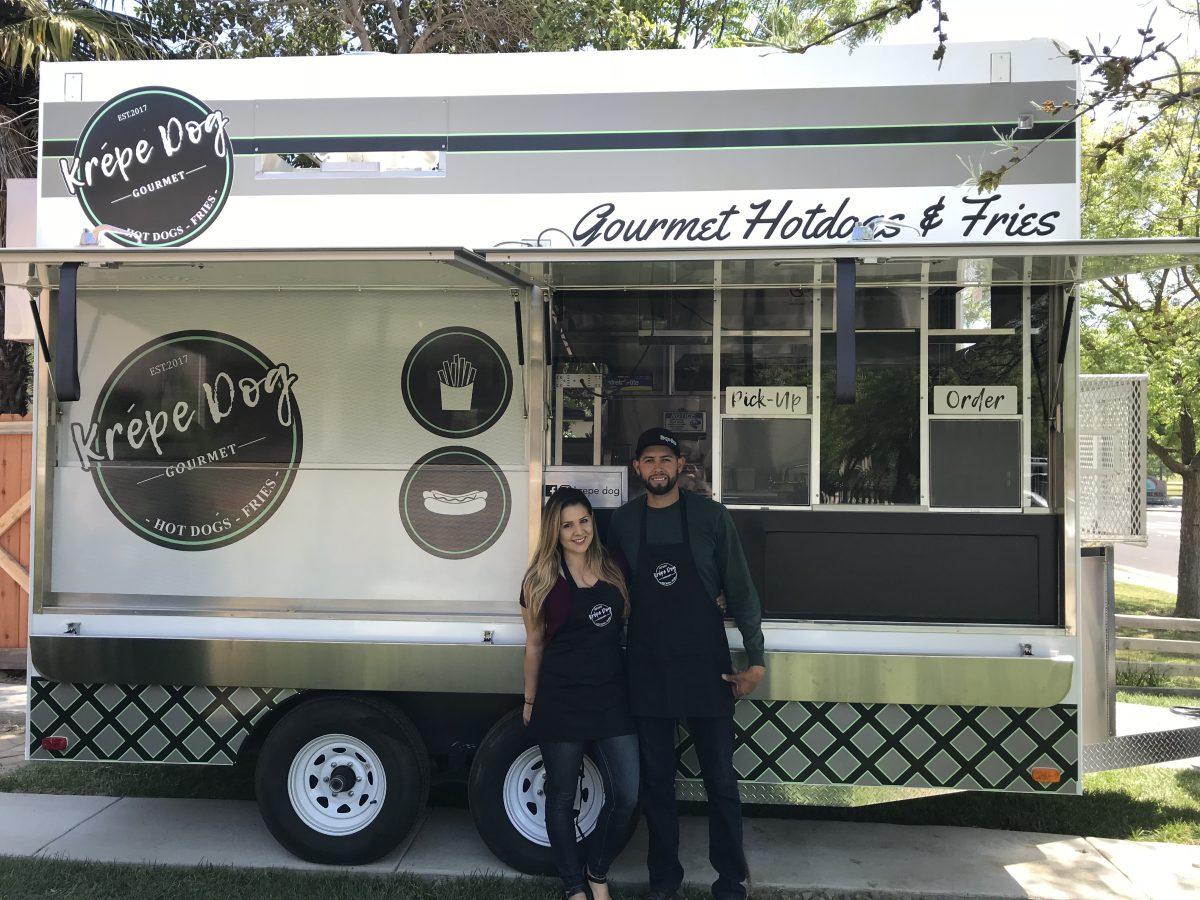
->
[521, 488, 638, 900]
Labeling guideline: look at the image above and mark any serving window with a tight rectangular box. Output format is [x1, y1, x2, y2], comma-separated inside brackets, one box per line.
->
[536, 256, 1070, 627]
[544, 261, 1062, 516]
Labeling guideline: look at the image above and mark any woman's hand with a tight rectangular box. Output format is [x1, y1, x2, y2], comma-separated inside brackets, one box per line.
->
[522, 701, 533, 726]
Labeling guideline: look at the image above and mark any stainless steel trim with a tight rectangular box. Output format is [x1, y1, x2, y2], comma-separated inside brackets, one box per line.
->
[676, 779, 955, 806]
[0, 245, 538, 272]
[1083, 722, 1200, 772]
[919, 261, 929, 506]
[40, 592, 523, 617]
[31, 637, 1074, 706]
[928, 328, 1018, 336]
[1022, 257, 1033, 510]
[31, 273, 52, 618]
[481, 237, 1200, 264]
[810, 268, 822, 504]
[711, 261, 723, 501]
[1064, 283, 1079, 635]
[527, 283, 546, 558]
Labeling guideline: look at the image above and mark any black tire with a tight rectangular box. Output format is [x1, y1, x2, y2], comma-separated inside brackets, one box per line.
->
[255, 694, 429, 865]
[468, 708, 638, 875]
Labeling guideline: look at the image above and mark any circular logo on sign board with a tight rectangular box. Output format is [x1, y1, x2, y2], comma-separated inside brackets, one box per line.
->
[62, 86, 233, 247]
[653, 562, 678, 587]
[400, 327, 512, 439]
[75, 331, 302, 550]
[399, 446, 511, 559]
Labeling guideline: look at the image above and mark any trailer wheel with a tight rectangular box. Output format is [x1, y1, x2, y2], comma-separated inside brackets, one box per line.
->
[255, 695, 429, 865]
[468, 709, 636, 875]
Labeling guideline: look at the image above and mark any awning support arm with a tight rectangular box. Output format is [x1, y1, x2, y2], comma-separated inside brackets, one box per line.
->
[1049, 288, 1077, 432]
[52, 262, 81, 402]
[835, 258, 857, 404]
[28, 298, 51, 368]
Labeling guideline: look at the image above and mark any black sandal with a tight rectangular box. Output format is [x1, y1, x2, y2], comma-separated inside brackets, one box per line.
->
[586, 870, 607, 894]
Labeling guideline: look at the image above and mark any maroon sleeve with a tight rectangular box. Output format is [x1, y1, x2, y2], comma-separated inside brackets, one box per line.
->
[520, 577, 570, 642]
[541, 577, 570, 644]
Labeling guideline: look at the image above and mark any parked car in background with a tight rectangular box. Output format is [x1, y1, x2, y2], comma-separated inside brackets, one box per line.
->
[1147, 476, 1169, 505]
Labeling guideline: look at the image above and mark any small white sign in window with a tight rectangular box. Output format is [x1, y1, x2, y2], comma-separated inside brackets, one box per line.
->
[724, 386, 807, 417]
[933, 385, 1017, 415]
[257, 150, 444, 177]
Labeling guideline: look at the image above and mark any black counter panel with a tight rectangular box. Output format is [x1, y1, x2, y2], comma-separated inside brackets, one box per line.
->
[729, 510, 1061, 626]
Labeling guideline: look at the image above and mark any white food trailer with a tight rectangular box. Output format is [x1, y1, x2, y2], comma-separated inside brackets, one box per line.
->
[6, 41, 1200, 869]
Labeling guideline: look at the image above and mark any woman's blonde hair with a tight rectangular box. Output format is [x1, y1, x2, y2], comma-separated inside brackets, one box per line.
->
[521, 487, 629, 626]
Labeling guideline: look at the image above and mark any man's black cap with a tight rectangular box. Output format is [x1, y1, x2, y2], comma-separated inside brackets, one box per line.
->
[635, 427, 681, 458]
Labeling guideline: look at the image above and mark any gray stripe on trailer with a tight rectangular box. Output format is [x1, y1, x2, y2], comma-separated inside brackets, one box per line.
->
[40, 81, 1075, 143]
[39, 142, 1075, 199]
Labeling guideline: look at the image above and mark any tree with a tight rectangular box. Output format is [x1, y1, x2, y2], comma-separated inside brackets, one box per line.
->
[1079, 93, 1200, 618]
[0, 2, 163, 413]
[761, 1, 1200, 191]
[136, 1, 763, 58]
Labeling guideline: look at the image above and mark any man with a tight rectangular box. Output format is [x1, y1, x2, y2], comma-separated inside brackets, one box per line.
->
[607, 428, 766, 900]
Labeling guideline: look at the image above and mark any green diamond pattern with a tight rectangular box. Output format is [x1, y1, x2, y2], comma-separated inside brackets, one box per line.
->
[676, 700, 1078, 793]
[28, 678, 296, 765]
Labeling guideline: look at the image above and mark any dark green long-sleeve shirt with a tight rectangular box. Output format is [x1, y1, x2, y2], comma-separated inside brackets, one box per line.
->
[606, 491, 766, 668]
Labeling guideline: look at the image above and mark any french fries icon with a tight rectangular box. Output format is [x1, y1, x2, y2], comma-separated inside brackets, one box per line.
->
[438, 355, 476, 410]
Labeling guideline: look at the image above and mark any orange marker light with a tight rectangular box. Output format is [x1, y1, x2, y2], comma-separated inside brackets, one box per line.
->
[1030, 767, 1061, 785]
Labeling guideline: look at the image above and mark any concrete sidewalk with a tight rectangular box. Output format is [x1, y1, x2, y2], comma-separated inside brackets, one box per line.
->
[0, 680, 24, 726]
[0, 791, 1197, 899]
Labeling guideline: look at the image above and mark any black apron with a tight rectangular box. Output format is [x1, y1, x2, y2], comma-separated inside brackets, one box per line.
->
[527, 566, 635, 743]
[627, 495, 734, 718]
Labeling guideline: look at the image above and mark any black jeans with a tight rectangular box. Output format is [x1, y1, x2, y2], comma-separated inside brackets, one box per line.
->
[637, 715, 748, 900]
[539, 733, 640, 896]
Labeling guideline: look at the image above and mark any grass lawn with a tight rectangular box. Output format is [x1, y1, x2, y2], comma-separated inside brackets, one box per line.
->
[0, 857, 752, 900]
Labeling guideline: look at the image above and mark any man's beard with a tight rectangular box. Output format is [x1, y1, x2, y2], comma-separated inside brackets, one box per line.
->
[644, 473, 678, 496]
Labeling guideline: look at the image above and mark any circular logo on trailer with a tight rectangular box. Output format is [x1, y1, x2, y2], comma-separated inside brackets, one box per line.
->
[400, 327, 512, 439]
[60, 86, 233, 247]
[399, 446, 511, 559]
[588, 603, 614, 628]
[73, 331, 302, 550]
[654, 562, 678, 587]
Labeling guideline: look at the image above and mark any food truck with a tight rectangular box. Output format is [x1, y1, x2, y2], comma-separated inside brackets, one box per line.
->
[7, 40, 1200, 869]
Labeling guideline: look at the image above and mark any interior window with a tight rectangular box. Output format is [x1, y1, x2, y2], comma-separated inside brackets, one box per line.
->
[819, 331, 920, 505]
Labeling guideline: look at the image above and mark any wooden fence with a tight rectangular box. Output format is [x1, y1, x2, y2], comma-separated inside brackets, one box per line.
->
[0, 413, 30, 669]
[1116, 613, 1200, 697]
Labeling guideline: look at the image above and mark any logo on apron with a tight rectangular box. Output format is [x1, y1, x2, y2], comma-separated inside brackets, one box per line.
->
[588, 603, 613, 627]
[653, 562, 678, 587]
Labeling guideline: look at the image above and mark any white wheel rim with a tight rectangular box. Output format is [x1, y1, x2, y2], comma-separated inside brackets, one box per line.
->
[502, 746, 606, 847]
[287, 733, 387, 837]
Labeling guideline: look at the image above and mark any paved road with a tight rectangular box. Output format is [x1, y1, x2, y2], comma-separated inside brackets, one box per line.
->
[1116, 507, 1182, 589]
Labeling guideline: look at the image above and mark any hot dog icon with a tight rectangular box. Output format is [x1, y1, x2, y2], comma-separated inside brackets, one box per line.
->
[422, 488, 488, 516]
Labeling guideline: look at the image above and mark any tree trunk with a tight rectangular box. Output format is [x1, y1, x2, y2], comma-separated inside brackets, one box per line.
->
[1175, 470, 1200, 618]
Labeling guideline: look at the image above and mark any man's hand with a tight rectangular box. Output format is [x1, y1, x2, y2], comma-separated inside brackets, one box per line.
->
[721, 665, 766, 699]
[522, 702, 533, 726]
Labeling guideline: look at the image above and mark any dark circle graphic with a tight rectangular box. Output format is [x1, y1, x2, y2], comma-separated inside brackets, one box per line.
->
[84, 330, 302, 550]
[400, 327, 513, 439]
[399, 446, 511, 560]
[68, 86, 233, 247]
